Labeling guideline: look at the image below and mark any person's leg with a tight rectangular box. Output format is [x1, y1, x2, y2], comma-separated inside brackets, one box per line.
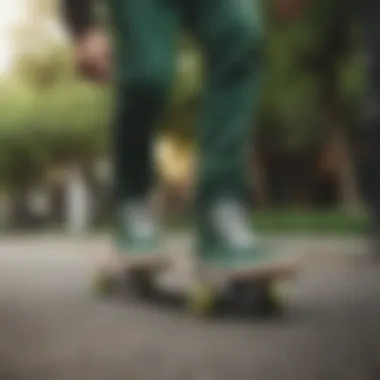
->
[185, 0, 266, 268]
[106, 0, 179, 254]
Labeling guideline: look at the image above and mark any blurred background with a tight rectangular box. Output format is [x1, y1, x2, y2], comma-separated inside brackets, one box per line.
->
[0, 0, 370, 236]
[3, 2, 380, 379]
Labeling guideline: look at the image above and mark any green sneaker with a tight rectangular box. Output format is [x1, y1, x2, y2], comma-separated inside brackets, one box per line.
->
[113, 200, 166, 268]
[198, 199, 293, 275]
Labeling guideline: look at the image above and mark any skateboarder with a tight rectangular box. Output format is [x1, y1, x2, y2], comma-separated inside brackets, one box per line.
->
[61, 0, 290, 280]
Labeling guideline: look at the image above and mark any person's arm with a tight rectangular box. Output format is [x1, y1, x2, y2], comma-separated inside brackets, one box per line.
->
[61, 0, 96, 39]
[61, 0, 110, 82]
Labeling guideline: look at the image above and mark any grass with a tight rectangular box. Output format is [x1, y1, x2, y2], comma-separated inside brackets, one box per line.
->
[166, 209, 370, 236]
[250, 210, 369, 235]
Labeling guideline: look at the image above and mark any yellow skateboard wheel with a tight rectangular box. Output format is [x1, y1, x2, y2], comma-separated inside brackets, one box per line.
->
[262, 280, 286, 314]
[92, 270, 117, 296]
[186, 283, 217, 316]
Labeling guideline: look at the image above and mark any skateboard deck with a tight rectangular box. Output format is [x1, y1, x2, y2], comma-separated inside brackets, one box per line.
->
[203, 258, 296, 281]
[183, 257, 297, 317]
[93, 249, 297, 317]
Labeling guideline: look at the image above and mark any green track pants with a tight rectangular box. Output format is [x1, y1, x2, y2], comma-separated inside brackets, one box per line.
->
[107, 0, 264, 261]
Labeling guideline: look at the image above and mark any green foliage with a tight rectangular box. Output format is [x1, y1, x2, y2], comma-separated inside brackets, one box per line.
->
[260, 0, 364, 147]
[12, 44, 75, 87]
[0, 41, 202, 191]
[0, 80, 112, 191]
[0, 1, 367, 191]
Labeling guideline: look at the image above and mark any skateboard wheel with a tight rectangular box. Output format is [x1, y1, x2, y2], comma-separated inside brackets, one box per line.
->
[92, 270, 118, 296]
[187, 283, 217, 316]
[126, 269, 156, 299]
[220, 280, 284, 316]
[258, 281, 285, 315]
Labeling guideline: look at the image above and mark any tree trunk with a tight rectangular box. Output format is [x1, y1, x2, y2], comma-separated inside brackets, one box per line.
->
[322, 75, 364, 213]
[328, 127, 364, 212]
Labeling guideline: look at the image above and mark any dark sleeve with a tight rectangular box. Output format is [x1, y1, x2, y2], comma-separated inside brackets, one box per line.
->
[61, 0, 95, 38]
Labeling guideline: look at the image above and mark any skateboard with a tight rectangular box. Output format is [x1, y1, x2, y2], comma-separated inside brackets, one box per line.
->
[92, 251, 297, 317]
[93, 252, 169, 300]
[187, 259, 296, 317]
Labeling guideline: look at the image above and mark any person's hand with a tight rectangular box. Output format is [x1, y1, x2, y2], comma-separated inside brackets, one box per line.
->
[73, 28, 111, 83]
[274, 0, 309, 22]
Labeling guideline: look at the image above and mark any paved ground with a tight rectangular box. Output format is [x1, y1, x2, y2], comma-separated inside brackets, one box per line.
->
[0, 234, 379, 380]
